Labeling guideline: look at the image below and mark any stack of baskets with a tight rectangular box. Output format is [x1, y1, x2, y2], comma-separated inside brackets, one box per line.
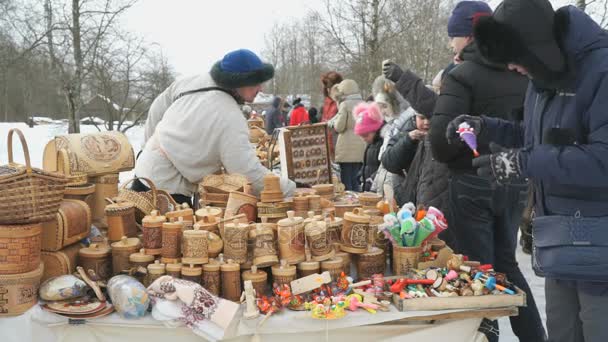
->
[199, 174, 248, 209]
[0, 129, 67, 317]
[258, 174, 289, 223]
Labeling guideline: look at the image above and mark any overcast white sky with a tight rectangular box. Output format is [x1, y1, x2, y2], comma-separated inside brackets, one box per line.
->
[122, 0, 573, 77]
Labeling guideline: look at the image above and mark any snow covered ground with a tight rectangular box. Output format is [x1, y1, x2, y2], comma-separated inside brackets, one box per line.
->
[0, 121, 547, 341]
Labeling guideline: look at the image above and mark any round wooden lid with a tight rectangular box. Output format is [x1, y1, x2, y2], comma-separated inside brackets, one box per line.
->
[358, 192, 382, 201]
[203, 259, 221, 272]
[184, 224, 209, 238]
[111, 236, 141, 250]
[343, 208, 371, 223]
[129, 249, 155, 263]
[277, 211, 303, 227]
[220, 259, 240, 272]
[271, 260, 296, 276]
[181, 264, 202, 276]
[166, 263, 182, 272]
[105, 201, 134, 213]
[65, 183, 96, 196]
[163, 220, 185, 230]
[142, 210, 166, 225]
[242, 266, 267, 281]
[195, 206, 223, 218]
[321, 257, 343, 268]
[79, 243, 111, 258]
[224, 219, 249, 230]
[297, 261, 320, 271]
[361, 246, 383, 257]
[147, 260, 166, 273]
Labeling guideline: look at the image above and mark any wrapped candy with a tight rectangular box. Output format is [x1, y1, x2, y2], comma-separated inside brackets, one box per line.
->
[457, 122, 480, 157]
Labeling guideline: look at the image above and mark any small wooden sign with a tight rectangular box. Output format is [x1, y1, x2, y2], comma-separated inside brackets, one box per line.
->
[290, 271, 332, 295]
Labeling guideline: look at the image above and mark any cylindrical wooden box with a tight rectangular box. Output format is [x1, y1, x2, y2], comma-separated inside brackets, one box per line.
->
[129, 248, 154, 284]
[146, 260, 166, 287]
[305, 220, 334, 262]
[277, 211, 306, 265]
[202, 260, 221, 296]
[106, 201, 138, 242]
[356, 247, 385, 280]
[326, 216, 343, 247]
[334, 203, 360, 218]
[166, 263, 182, 278]
[341, 209, 371, 254]
[250, 225, 279, 267]
[224, 191, 257, 224]
[321, 257, 344, 282]
[358, 192, 382, 210]
[292, 195, 309, 218]
[257, 202, 289, 220]
[78, 243, 112, 281]
[181, 264, 202, 284]
[142, 210, 166, 256]
[271, 260, 296, 288]
[161, 220, 184, 261]
[166, 203, 195, 223]
[334, 249, 352, 276]
[221, 260, 241, 302]
[111, 236, 141, 275]
[64, 183, 95, 210]
[297, 261, 320, 278]
[308, 195, 321, 214]
[0, 223, 41, 275]
[311, 184, 334, 200]
[223, 220, 249, 264]
[90, 173, 120, 228]
[195, 206, 223, 222]
[207, 232, 223, 259]
[392, 245, 421, 275]
[182, 226, 209, 265]
[0, 262, 43, 317]
[242, 266, 267, 296]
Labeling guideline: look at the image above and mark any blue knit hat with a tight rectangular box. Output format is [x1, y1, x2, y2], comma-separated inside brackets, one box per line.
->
[210, 49, 274, 89]
[448, 1, 492, 38]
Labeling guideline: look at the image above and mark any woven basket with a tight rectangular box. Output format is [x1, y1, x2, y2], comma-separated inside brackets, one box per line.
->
[116, 177, 158, 222]
[0, 129, 67, 224]
[0, 262, 44, 316]
[202, 174, 248, 194]
[0, 223, 42, 275]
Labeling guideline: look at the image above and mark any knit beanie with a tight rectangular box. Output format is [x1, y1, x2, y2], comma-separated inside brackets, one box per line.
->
[448, 1, 492, 37]
[210, 49, 274, 89]
[354, 102, 384, 136]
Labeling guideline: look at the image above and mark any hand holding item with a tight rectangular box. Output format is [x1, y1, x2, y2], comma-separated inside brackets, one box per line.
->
[445, 115, 485, 145]
[408, 129, 427, 141]
[382, 59, 404, 82]
[472, 143, 524, 186]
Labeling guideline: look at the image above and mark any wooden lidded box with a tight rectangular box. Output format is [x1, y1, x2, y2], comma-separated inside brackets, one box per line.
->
[41, 199, 91, 252]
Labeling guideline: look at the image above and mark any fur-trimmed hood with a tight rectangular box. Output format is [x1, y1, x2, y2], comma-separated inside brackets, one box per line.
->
[474, 1, 608, 87]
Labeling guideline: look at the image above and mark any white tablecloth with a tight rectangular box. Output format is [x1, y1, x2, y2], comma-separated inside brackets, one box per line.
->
[0, 305, 487, 342]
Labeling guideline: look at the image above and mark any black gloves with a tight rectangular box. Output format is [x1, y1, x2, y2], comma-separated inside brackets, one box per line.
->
[472, 143, 524, 185]
[382, 60, 404, 83]
[445, 114, 485, 145]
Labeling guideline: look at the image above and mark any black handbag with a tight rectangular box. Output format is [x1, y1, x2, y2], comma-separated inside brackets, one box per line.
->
[533, 214, 608, 282]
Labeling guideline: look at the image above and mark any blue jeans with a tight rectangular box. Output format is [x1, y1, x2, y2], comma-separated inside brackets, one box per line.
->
[449, 173, 546, 342]
[339, 163, 362, 192]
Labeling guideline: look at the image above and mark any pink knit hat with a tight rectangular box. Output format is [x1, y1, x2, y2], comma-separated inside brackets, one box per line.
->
[354, 102, 384, 136]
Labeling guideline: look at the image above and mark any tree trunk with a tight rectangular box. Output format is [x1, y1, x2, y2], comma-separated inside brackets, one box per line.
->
[577, 0, 587, 11]
[45, 0, 56, 70]
[68, 0, 82, 133]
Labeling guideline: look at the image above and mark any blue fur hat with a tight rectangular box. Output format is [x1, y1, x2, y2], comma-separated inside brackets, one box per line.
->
[448, 1, 492, 37]
[210, 49, 274, 89]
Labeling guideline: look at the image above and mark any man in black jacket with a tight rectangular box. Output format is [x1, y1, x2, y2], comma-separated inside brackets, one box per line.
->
[427, 2, 546, 341]
[264, 96, 285, 134]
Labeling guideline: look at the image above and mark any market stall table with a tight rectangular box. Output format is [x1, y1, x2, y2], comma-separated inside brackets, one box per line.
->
[0, 304, 518, 342]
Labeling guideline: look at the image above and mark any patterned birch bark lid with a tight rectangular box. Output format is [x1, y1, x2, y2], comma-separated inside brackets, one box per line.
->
[277, 211, 304, 227]
[271, 259, 296, 275]
[297, 260, 320, 271]
[142, 210, 166, 225]
[105, 201, 135, 214]
[79, 243, 111, 258]
[181, 264, 202, 276]
[203, 259, 221, 272]
[147, 260, 166, 274]
[220, 259, 240, 272]
[111, 236, 141, 250]
[195, 206, 223, 219]
[343, 208, 371, 223]
[184, 224, 209, 237]
[162, 220, 184, 230]
[166, 263, 182, 273]
[129, 249, 154, 263]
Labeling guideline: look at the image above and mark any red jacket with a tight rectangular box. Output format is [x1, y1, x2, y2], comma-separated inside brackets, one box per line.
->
[289, 106, 309, 126]
[321, 97, 338, 122]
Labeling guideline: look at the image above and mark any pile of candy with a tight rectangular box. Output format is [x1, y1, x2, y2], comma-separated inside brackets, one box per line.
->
[379, 203, 448, 248]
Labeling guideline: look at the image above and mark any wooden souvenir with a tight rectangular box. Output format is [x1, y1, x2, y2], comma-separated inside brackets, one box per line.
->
[166, 203, 195, 223]
[182, 225, 209, 265]
[166, 263, 182, 278]
[224, 191, 257, 224]
[223, 220, 249, 264]
[370, 216, 389, 251]
[195, 215, 220, 236]
[356, 247, 385, 280]
[64, 183, 95, 210]
[146, 260, 166, 287]
[326, 214, 343, 247]
[0, 223, 41, 275]
[334, 248, 352, 276]
[290, 271, 332, 295]
[341, 209, 371, 254]
[257, 202, 290, 220]
[392, 245, 421, 275]
[161, 220, 184, 261]
[292, 195, 309, 218]
[181, 264, 202, 284]
[297, 261, 320, 278]
[311, 184, 334, 200]
[0, 263, 43, 316]
[200, 192, 229, 208]
[277, 211, 306, 265]
[78, 243, 112, 281]
[40, 243, 82, 282]
[358, 192, 382, 210]
[334, 202, 360, 218]
[241, 280, 260, 319]
[221, 259, 241, 302]
[89, 173, 120, 228]
[271, 260, 296, 287]
[129, 248, 154, 284]
[41, 199, 91, 252]
[260, 174, 283, 203]
[141, 210, 165, 256]
[111, 237, 141, 275]
[320, 257, 344, 282]
[106, 200, 137, 242]
[207, 232, 223, 258]
[251, 224, 279, 267]
[308, 195, 322, 214]
[195, 206, 223, 221]
[202, 259, 221, 296]
[242, 265, 267, 296]
[201, 173, 248, 194]
[304, 219, 334, 262]
[392, 287, 526, 312]
[278, 123, 333, 186]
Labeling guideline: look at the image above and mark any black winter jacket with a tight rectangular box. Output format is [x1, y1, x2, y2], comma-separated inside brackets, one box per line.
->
[361, 128, 384, 192]
[429, 42, 529, 172]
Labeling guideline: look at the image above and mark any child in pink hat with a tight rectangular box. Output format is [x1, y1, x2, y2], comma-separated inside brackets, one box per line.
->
[354, 102, 386, 191]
